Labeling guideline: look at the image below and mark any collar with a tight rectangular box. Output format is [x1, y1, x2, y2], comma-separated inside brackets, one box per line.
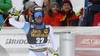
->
[33, 22, 45, 29]
[61, 9, 69, 14]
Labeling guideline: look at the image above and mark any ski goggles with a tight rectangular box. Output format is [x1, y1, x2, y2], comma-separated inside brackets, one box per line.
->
[34, 11, 44, 18]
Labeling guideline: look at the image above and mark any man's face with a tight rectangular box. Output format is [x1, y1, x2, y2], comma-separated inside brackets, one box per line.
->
[34, 11, 43, 24]
[51, 5, 59, 13]
[62, 3, 71, 11]
[43, 0, 49, 6]
[35, 16, 43, 24]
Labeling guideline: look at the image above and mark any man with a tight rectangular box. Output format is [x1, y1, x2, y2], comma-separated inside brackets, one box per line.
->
[9, 2, 58, 56]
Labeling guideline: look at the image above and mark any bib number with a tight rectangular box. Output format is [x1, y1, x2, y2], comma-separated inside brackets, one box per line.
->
[36, 37, 44, 43]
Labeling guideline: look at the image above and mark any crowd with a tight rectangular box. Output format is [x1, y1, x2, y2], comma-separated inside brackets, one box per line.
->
[0, 0, 100, 27]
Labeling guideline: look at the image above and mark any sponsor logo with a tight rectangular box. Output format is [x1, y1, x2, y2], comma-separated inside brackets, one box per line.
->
[36, 44, 45, 47]
[62, 38, 73, 42]
[5, 39, 28, 44]
[5, 39, 51, 44]
[82, 39, 100, 44]
[31, 29, 49, 37]
[44, 29, 48, 34]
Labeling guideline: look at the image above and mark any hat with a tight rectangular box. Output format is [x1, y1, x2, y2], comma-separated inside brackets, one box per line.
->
[50, 2, 59, 9]
[88, 2, 93, 8]
[31, 6, 42, 13]
[24, 1, 35, 10]
[62, 0, 72, 8]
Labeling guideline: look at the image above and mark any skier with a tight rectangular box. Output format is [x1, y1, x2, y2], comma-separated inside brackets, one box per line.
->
[9, 4, 58, 56]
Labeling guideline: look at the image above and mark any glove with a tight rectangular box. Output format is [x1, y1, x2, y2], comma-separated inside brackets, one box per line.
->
[8, 14, 13, 19]
[9, 8, 20, 16]
[53, 51, 59, 56]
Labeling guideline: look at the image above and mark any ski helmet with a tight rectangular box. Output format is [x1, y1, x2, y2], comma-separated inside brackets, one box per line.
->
[31, 6, 44, 25]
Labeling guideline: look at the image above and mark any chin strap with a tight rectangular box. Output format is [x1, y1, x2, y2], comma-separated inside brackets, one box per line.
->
[34, 21, 42, 25]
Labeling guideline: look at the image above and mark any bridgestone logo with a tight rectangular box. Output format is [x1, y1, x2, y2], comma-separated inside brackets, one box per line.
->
[5, 39, 28, 44]
[5, 39, 51, 44]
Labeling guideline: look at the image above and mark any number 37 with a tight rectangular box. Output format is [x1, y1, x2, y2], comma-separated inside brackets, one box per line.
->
[36, 37, 44, 43]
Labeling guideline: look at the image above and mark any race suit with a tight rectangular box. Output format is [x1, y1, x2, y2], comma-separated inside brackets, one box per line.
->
[9, 17, 57, 56]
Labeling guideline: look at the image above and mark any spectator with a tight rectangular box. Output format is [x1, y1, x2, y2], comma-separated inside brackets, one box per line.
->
[43, 2, 64, 26]
[56, 0, 63, 8]
[76, 8, 84, 26]
[18, 0, 43, 22]
[23, 0, 43, 10]
[76, 8, 84, 19]
[17, 1, 35, 22]
[78, 2, 92, 26]
[0, 0, 12, 26]
[61, 0, 79, 26]
[43, 0, 57, 16]
[80, 4, 100, 26]
[43, 0, 51, 16]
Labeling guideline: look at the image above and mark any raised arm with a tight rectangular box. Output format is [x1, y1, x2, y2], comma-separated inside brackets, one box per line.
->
[9, 17, 25, 28]
[9, 17, 30, 34]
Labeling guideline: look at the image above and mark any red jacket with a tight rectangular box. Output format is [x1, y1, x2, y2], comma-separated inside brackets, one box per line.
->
[43, 12, 64, 26]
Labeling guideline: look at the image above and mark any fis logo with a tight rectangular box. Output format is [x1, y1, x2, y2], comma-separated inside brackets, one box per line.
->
[5, 39, 28, 44]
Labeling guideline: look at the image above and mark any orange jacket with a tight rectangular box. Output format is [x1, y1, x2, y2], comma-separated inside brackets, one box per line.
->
[43, 12, 64, 26]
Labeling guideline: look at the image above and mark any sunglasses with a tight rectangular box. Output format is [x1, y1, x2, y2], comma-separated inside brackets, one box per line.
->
[34, 11, 44, 18]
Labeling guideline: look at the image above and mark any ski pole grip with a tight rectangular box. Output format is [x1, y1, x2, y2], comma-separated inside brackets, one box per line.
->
[53, 53, 59, 56]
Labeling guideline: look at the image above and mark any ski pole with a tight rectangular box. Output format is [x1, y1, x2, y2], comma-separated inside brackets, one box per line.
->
[47, 48, 59, 56]
[0, 17, 8, 30]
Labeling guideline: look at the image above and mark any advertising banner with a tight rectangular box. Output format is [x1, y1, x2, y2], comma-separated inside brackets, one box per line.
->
[0, 35, 59, 48]
[76, 35, 100, 56]
[76, 35, 100, 48]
